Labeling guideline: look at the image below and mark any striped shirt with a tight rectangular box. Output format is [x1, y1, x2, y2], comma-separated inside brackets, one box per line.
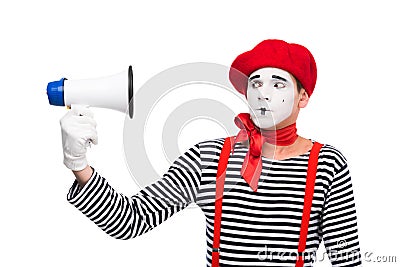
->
[67, 138, 362, 266]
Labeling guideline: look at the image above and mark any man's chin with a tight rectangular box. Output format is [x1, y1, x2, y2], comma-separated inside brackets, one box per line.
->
[250, 115, 277, 130]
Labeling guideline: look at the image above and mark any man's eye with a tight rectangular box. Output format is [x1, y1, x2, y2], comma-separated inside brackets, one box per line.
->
[251, 81, 263, 88]
[274, 82, 286, 89]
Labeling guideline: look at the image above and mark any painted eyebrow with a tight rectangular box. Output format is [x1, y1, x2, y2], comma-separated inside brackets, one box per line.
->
[272, 75, 287, 82]
[249, 75, 260, 80]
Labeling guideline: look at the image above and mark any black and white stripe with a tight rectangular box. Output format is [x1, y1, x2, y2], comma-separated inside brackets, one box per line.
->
[67, 137, 362, 266]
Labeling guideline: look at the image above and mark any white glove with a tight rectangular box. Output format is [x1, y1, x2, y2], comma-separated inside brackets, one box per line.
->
[60, 105, 98, 171]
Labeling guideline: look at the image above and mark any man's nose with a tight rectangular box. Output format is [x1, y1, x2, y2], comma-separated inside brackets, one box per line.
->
[258, 93, 271, 102]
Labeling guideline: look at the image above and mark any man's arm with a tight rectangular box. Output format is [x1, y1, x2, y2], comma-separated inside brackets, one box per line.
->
[67, 144, 202, 240]
[72, 165, 93, 188]
[321, 162, 362, 266]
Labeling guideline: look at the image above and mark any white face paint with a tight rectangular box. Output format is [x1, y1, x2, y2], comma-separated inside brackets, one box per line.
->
[246, 67, 295, 129]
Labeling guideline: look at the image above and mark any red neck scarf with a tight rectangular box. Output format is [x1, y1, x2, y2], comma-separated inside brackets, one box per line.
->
[233, 113, 298, 192]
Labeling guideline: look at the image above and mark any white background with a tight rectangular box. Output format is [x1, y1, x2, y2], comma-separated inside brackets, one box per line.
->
[1, 0, 399, 266]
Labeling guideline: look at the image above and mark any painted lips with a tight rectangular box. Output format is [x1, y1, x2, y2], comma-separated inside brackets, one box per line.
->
[257, 107, 271, 115]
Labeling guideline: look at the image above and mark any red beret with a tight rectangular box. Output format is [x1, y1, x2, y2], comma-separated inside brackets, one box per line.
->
[229, 39, 317, 97]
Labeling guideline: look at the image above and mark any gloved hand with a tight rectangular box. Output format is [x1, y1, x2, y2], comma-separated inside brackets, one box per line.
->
[60, 105, 98, 171]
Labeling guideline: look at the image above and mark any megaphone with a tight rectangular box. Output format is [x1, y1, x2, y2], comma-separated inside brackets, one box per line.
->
[46, 66, 134, 118]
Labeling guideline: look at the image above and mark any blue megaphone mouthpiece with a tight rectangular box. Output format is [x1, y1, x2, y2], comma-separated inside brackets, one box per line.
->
[47, 78, 67, 106]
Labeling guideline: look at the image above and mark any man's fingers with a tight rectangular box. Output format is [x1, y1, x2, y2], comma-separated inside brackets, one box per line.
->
[90, 133, 98, 145]
[74, 115, 97, 128]
[71, 105, 94, 118]
[83, 129, 98, 146]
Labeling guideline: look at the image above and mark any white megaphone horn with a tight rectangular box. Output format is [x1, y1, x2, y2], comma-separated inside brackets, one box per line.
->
[46, 66, 134, 118]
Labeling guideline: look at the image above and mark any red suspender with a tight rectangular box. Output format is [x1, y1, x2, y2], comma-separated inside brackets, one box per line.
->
[295, 141, 323, 267]
[212, 137, 232, 267]
[212, 138, 323, 267]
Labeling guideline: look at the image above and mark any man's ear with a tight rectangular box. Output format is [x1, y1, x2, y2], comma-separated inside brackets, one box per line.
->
[298, 89, 309, 108]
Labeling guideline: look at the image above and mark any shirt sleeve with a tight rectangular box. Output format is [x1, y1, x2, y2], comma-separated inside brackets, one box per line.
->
[66, 143, 202, 240]
[320, 161, 362, 266]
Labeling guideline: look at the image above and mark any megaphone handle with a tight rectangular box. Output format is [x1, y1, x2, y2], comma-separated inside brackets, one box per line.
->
[70, 104, 93, 148]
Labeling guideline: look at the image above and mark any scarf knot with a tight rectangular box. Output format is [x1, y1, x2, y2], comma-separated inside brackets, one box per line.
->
[234, 113, 263, 157]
